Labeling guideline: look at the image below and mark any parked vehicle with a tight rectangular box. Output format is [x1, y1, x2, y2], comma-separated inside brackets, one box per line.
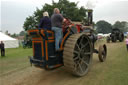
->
[107, 28, 124, 43]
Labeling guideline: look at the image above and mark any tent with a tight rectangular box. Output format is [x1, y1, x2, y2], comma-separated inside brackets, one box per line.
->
[0, 32, 19, 48]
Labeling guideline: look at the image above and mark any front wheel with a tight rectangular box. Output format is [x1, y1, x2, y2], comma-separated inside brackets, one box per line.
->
[98, 44, 107, 62]
[106, 36, 110, 43]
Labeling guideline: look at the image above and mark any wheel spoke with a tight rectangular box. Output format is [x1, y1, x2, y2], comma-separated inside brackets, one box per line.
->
[81, 42, 89, 49]
[81, 59, 89, 67]
[78, 63, 83, 73]
[76, 43, 80, 50]
[80, 37, 84, 47]
[74, 50, 79, 54]
[74, 56, 79, 60]
[84, 52, 91, 55]
[74, 53, 80, 60]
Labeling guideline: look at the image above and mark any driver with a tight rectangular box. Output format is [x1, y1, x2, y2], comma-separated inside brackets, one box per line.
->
[51, 8, 65, 51]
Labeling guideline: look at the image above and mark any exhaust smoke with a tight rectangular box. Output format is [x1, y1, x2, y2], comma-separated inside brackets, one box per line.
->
[86, 0, 98, 9]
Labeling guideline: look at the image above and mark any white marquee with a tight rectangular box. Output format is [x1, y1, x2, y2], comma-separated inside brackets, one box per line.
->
[0, 32, 19, 48]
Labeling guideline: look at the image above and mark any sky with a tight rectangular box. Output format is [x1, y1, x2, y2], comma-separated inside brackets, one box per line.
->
[1, 0, 128, 34]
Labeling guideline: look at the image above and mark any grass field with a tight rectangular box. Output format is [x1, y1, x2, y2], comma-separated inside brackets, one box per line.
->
[0, 41, 128, 85]
[0, 47, 32, 76]
[84, 42, 128, 85]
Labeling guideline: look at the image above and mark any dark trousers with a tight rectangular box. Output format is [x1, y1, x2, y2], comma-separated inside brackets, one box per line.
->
[127, 44, 128, 51]
[1, 49, 5, 56]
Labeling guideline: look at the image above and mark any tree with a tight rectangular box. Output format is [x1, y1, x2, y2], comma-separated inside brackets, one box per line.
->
[23, 15, 38, 31]
[113, 21, 122, 28]
[79, 6, 87, 21]
[113, 21, 128, 32]
[19, 31, 26, 36]
[11, 33, 18, 38]
[96, 20, 112, 34]
[23, 0, 86, 31]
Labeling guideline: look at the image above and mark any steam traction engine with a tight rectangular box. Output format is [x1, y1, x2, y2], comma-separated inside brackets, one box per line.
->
[107, 28, 124, 43]
[28, 9, 107, 76]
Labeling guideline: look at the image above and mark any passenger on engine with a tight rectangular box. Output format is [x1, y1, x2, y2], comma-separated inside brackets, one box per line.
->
[51, 8, 65, 51]
[38, 11, 51, 30]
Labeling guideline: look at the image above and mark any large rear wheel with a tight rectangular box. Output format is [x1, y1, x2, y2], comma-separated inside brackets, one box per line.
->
[111, 35, 117, 42]
[63, 33, 93, 76]
[119, 33, 124, 42]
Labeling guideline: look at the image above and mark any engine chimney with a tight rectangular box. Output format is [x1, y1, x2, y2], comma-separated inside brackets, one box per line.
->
[87, 9, 93, 26]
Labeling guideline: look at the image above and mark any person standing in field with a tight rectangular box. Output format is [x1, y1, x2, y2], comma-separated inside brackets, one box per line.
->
[125, 35, 128, 51]
[0, 41, 5, 56]
[0, 43, 1, 56]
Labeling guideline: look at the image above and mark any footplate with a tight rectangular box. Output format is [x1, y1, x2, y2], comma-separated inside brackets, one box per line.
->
[29, 57, 45, 68]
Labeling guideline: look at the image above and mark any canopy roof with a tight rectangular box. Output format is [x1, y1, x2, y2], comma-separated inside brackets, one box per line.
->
[0, 32, 16, 41]
[0, 32, 19, 48]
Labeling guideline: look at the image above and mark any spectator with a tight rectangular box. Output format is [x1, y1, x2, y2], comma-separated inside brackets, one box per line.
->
[0, 41, 5, 56]
[125, 35, 128, 51]
[38, 11, 51, 30]
[0, 43, 1, 54]
[51, 8, 64, 51]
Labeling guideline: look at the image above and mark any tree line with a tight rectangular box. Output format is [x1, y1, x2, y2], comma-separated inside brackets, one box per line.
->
[96, 20, 128, 34]
[22, 0, 128, 35]
[23, 0, 86, 31]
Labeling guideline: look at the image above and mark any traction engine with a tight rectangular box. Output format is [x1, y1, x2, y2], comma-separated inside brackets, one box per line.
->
[28, 9, 107, 76]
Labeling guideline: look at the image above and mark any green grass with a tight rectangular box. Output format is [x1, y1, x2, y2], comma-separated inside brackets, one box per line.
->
[0, 47, 32, 76]
[0, 41, 128, 85]
[81, 42, 128, 85]
[53, 42, 128, 85]
[55, 42, 128, 85]
[102, 42, 128, 85]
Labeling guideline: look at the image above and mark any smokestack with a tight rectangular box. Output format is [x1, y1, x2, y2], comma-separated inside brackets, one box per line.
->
[87, 9, 93, 26]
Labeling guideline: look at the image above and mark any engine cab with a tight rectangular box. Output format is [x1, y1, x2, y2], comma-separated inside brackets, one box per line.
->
[28, 29, 64, 69]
